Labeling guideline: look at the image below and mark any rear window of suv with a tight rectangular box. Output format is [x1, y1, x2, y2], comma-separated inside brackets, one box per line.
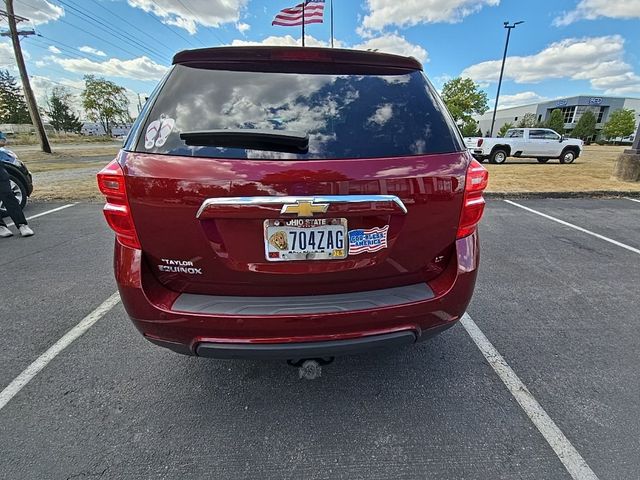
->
[131, 64, 462, 160]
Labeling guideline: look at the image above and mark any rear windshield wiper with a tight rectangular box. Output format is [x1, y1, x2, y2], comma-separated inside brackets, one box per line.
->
[180, 129, 309, 154]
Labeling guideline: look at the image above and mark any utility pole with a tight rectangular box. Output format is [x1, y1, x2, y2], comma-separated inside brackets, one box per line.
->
[2, 1, 51, 153]
[489, 21, 524, 137]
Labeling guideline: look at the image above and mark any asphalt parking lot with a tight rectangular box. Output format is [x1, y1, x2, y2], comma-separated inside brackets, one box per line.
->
[1, 198, 638, 480]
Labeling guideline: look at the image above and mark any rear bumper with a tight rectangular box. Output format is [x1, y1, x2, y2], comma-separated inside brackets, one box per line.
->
[195, 331, 419, 359]
[115, 232, 480, 358]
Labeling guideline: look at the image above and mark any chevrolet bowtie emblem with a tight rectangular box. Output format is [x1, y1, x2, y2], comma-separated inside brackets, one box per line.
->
[281, 200, 330, 217]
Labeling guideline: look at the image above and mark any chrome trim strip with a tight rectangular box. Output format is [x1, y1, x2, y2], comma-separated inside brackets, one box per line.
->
[196, 195, 408, 218]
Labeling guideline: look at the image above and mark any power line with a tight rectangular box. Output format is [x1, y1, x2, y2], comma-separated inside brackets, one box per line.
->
[37, 34, 109, 61]
[57, 18, 145, 59]
[28, 36, 90, 60]
[15, 0, 146, 59]
[16, 0, 168, 63]
[54, 0, 168, 62]
[89, 0, 193, 51]
[172, 0, 227, 46]
[147, 0, 207, 47]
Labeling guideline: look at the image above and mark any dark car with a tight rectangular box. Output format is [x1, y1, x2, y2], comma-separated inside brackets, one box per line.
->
[0, 147, 33, 210]
[97, 46, 488, 362]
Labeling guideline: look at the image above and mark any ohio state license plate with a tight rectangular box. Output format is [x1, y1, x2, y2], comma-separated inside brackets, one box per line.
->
[264, 218, 347, 262]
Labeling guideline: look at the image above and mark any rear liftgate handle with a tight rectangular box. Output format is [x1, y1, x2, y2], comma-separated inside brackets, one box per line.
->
[195, 195, 408, 219]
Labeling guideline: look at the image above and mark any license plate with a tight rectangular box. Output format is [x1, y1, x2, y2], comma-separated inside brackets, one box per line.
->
[264, 218, 348, 262]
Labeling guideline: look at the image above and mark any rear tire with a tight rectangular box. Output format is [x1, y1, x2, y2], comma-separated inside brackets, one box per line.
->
[537, 158, 550, 164]
[490, 149, 508, 164]
[560, 150, 577, 164]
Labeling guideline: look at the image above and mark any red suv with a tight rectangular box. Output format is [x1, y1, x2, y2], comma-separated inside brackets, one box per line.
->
[98, 47, 488, 361]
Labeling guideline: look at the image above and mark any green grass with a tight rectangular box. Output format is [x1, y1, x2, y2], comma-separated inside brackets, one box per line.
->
[8, 133, 116, 146]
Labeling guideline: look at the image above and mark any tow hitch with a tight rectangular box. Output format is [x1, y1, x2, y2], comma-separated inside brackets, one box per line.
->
[287, 357, 335, 380]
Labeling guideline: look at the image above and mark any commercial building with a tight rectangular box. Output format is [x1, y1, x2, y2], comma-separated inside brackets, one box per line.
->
[476, 95, 640, 140]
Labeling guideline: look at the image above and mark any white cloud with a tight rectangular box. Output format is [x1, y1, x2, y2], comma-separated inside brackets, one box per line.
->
[0, 42, 15, 68]
[79, 46, 107, 57]
[368, 104, 393, 125]
[554, 0, 640, 26]
[354, 33, 428, 63]
[0, 41, 31, 68]
[30, 75, 85, 114]
[48, 46, 61, 54]
[13, 0, 63, 25]
[461, 35, 640, 96]
[50, 56, 168, 82]
[362, 0, 500, 30]
[127, 0, 248, 34]
[432, 74, 453, 92]
[231, 35, 337, 48]
[236, 22, 250, 34]
[496, 92, 548, 109]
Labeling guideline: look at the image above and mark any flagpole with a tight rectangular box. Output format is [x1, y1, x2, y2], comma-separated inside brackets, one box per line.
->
[301, 1, 306, 47]
[330, 0, 334, 48]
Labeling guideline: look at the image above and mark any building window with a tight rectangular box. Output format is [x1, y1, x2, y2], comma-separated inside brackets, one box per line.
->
[538, 114, 542, 122]
[572, 105, 607, 125]
[597, 106, 606, 123]
[560, 106, 576, 124]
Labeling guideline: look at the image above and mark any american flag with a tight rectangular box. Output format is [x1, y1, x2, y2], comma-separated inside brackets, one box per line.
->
[272, 0, 326, 27]
[348, 226, 389, 255]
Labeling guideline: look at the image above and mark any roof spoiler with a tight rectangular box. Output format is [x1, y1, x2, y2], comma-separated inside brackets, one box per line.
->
[172, 46, 423, 72]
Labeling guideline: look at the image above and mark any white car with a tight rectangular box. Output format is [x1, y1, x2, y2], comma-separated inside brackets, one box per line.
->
[465, 128, 584, 164]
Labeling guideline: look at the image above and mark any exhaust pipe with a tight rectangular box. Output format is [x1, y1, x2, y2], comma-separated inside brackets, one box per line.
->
[287, 357, 334, 380]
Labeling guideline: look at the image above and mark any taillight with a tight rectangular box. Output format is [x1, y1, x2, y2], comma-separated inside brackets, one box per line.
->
[457, 159, 489, 239]
[97, 159, 141, 249]
[477, 138, 484, 147]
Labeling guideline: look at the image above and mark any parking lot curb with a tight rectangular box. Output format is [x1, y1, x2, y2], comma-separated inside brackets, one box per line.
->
[485, 190, 640, 199]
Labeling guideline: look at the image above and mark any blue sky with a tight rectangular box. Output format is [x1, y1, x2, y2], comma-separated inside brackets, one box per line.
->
[1, 0, 639, 116]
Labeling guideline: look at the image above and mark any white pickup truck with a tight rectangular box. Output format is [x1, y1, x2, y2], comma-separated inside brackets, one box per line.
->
[465, 128, 584, 164]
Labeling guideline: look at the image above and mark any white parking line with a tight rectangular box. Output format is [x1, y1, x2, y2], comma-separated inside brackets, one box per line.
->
[0, 292, 120, 412]
[5, 203, 78, 227]
[624, 197, 640, 204]
[505, 200, 640, 256]
[461, 314, 599, 480]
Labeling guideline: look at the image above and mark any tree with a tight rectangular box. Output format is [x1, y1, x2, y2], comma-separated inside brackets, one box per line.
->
[46, 86, 82, 133]
[440, 77, 489, 125]
[546, 109, 565, 135]
[0, 69, 31, 124]
[461, 120, 480, 137]
[81, 75, 130, 135]
[571, 110, 597, 141]
[602, 108, 636, 141]
[517, 112, 537, 128]
[497, 122, 514, 137]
